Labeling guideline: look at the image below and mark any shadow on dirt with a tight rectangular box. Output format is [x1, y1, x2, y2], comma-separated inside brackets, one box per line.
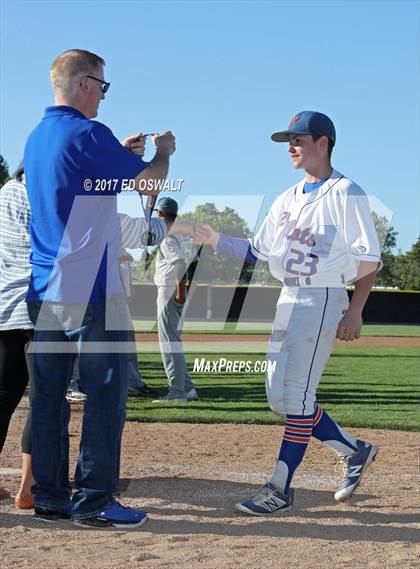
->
[1, 477, 418, 544]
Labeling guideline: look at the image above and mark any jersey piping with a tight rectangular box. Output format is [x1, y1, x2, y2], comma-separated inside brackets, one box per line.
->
[301, 287, 329, 414]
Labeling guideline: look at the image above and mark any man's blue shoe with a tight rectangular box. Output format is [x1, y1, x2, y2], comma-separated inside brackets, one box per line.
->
[73, 500, 148, 529]
[234, 483, 293, 516]
[334, 440, 378, 502]
[33, 503, 72, 523]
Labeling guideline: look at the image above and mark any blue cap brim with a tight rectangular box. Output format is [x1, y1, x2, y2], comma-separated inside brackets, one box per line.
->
[271, 130, 309, 143]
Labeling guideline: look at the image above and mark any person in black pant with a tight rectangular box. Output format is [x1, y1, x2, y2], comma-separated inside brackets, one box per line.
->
[0, 330, 33, 450]
[0, 168, 34, 505]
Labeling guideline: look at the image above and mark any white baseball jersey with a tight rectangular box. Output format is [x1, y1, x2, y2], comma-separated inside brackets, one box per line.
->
[251, 169, 381, 287]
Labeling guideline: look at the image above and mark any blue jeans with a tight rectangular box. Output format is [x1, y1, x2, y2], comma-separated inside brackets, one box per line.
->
[127, 328, 145, 392]
[27, 295, 129, 520]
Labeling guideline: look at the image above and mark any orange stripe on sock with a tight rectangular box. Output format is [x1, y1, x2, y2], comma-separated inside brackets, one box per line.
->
[287, 418, 313, 425]
[285, 426, 313, 434]
[313, 406, 323, 426]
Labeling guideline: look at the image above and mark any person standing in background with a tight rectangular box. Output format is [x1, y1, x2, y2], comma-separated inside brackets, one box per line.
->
[152, 198, 198, 403]
[0, 165, 35, 507]
[117, 244, 158, 398]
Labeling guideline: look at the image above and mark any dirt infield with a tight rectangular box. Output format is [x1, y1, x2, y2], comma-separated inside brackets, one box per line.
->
[1, 398, 419, 569]
[135, 333, 420, 347]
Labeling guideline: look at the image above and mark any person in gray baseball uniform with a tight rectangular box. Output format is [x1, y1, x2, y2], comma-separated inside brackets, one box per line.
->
[153, 198, 198, 402]
[118, 249, 158, 398]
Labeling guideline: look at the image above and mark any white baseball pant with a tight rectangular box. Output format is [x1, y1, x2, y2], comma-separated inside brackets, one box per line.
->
[266, 287, 349, 416]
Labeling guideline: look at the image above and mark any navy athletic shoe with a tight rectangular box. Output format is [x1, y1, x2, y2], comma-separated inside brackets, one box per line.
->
[234, 483, 293, 516]
[334, 440, 378, 502]
[33, 503, 73, 523]
[73, 501, 148, 529]
[186, 388, 199, 401]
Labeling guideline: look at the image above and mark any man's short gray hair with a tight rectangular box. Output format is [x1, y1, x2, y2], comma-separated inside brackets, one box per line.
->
[50, 49, 105, 97]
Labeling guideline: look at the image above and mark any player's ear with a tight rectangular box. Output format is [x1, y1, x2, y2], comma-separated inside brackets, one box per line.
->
[319, 135, 328, 153]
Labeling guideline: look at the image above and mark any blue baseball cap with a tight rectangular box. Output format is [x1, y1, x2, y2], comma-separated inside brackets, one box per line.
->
[156, 197, 178, 215]
[271, 111, 336, 145]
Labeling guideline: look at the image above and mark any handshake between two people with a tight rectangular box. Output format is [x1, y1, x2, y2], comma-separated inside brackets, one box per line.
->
[167, 222, 221, 245]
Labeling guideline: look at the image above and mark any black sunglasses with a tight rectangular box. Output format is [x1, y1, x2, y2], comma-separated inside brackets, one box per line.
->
[86, 75, 110, 94]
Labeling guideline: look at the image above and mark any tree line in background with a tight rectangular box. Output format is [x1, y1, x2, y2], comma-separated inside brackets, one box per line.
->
[1, 154, 418, 290]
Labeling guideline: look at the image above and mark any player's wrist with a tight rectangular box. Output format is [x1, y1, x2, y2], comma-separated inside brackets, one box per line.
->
[210, 231, 220, 249]
[347, 304, 363, 316]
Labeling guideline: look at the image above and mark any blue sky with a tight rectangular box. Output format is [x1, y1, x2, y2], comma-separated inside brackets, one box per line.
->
[1, 0, 418, 252]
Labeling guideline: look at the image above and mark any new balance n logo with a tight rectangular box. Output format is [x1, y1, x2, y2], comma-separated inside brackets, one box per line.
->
[348, 465, 363, 477]
[263, 497, 285, 511]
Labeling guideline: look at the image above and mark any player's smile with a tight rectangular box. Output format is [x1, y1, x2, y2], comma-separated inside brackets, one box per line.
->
[288, 135, 307, 168]
[287, 134, 319, 171]
[288, 147, 303, 168]
[289, 147, 300, 158]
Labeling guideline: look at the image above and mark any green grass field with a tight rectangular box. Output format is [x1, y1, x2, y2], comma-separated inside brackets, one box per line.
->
[133, 320, 420, 337]
[126, 345, 420, 431]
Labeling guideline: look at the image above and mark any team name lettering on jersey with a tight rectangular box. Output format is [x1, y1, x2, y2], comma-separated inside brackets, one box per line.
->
[278, 212, 316, 246]
[288, 227, 316, 247]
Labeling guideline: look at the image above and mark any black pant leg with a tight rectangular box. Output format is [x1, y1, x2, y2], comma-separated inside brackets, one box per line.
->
[0, 330, 31, 452]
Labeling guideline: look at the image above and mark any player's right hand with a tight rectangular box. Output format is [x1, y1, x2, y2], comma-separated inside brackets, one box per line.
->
[336, 309, 363, 341]
[153, 130, 176, 156]
[194, 224, 220, 247]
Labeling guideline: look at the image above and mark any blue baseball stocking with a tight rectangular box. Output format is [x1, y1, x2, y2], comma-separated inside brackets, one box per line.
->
[270, 414, 313, 494]
[312, 404, 358, 457]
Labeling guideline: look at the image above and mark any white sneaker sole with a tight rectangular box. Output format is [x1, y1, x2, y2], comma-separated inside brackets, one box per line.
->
[152, 399, 187, 403]
[234, 502, 292, 516]
[334, 444, 379, 502]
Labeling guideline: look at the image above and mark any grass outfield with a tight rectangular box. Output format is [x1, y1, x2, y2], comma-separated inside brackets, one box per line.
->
[132, 321, 420, 337]
[126, 345, 420, 431]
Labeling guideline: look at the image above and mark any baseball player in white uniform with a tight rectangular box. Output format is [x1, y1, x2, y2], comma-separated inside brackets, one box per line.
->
[153, 197, 198, 402]
[200, 111, 381, 515]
